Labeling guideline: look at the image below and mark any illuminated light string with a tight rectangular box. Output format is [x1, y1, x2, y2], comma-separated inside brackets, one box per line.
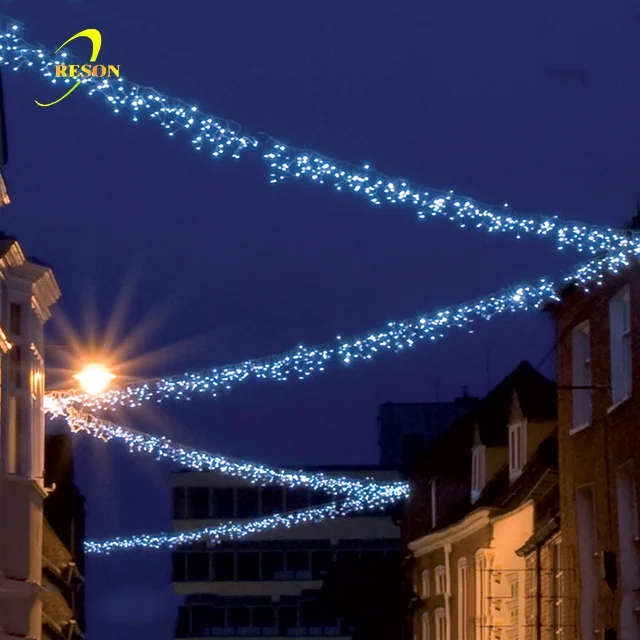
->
[46, 248, 639, 413]
[84, 495, 401, 554]
[57, 406, 410, 500]
[0, 17, 637, 256]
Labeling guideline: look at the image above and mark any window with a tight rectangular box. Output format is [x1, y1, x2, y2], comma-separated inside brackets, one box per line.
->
[213, 552, 235, 580]
[287, 550, 309, 573]
[435, 565, 446, 594]
[435, 608, 446, 640]
[172, 552, 186, 581]
[576, 485, 597, 639]
[7, 397, 21, 475]
[236, 487, 260, 518]
[508, 422, 526, 480]
[237, 552, 260, 580]
[572, 321, 592, 430]
[311, 550, 333, 578]
[421, 612, 430, 640]
[508, 574, 520, 632]
[187, 487, 211, 519]
[10, 302, 21, 335]
[420, 569, 430, 598]
[212, 488, 235, 518]
[262, 551, 285, 580]
[471, 445, 486, 502]
[616, 462, 640, 639]
[551, 540, 563, 637]
[172, 487, 187, 519]
[286, 487, 309, 511]
[475, 554, 487, 638]
[186, 552, 210, 581]
[458, 560, 468, 640]
[610, 286, 632, 404]
[9, 344, 22, 388]
[261, 487, 284, 515]
[228, 606, 250, 628]
[253, 606, 276, 628]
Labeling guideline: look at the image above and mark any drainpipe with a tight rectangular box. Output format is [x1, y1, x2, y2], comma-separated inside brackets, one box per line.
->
[444, 543, 452, 640]
[535, 542, 542, 640]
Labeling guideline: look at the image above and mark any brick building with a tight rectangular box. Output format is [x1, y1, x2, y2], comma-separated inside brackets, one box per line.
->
[546, 258, 640, 640]
[405, 362, 559, 640]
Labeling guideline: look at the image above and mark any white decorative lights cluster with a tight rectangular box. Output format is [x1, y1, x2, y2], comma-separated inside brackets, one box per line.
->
[54, 408, 407, 555]
[7, 15, 639, 554]
[0, 17, 638, 257]
[58, 407, 409, 500]
[84, 495, 401, 554]
[46, 249, 639, 414]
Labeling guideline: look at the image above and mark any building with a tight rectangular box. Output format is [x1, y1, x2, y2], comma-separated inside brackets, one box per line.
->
[378, 396, 477, 471]
[171, 466, 401, 640]
[0, 234, 61, 640]
[41, 434, 85, 640]
[545, 256, 640, 640]
[405, 361, 559, 640]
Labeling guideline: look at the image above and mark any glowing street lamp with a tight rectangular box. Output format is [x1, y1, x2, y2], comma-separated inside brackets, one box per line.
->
[73, 363, 115, 395]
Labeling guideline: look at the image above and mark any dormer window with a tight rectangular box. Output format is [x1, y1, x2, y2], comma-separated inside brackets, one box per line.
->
[509, 422, 526, 481]
[471, 445, 486, 502]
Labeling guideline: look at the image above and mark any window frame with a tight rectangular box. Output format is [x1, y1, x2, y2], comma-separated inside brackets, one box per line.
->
[571, 320, 592, 433]
[471, 445, 485, 503]
[434, 565, 446, 595]
[609, 285, 632, 406]
[421, 612, 430, 640]
[508, 421, 526, 481]
[420, 569, 430, 599]
[434, 608, 446, 640]
[457, 558, 468, 640]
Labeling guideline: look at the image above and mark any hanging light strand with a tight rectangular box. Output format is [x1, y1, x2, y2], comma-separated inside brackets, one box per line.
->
[46, 248, 639, 413]
[0, 17, 637, 256]
[57, 406, 410, 499]
[84, 492, 402, 555]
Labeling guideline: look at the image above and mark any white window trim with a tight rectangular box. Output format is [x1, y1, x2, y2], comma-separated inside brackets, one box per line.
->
[457, 558, 468, 640]
[434, 565, 446, 595]
[609, 285, 632, 407]
[421, 569, 430, 599]
[571, 320, 592, 433]
[471, 445, 485, 503]
[508, 421, 526, 481]
[421, 612, 430, 640]
[434, 607, 446, 640]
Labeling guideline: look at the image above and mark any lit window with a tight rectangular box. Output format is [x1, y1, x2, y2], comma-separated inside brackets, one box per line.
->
[609, 286, 632, 404]
[435, 566, 446, 594]
[471, 445, 485, 502]
[435, 608, 446, 640]
[457, 560, 468, 640]
[571, 321, 592, 430]
[508, 422, 526, 480]
[421, 569, 430, 598]
[421, 612, 430, 640]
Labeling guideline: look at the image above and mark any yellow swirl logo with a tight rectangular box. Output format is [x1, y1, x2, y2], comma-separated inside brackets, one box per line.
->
[36, 29, 121, 107]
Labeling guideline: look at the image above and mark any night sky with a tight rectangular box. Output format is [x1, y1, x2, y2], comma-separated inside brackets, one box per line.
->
[2, 1, 639, 638]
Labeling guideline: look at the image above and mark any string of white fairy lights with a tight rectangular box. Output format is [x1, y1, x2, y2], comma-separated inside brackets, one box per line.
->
[52, 407, 407, 554]
[58, 406, 409, 499]
[46, 247, 638, 414]
[1, 16, 637, 258]
[6, 14, 635, 553]
[84, 496, 401, 554]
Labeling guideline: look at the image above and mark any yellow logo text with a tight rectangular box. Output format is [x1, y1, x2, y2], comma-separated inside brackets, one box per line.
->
[36, 29, 120, 107]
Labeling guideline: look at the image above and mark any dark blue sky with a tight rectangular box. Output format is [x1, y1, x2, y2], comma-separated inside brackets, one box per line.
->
[3, 1, 639, 638]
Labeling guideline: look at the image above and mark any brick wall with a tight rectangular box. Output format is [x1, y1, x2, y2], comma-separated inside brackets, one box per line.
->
[550, 267, 640, 639]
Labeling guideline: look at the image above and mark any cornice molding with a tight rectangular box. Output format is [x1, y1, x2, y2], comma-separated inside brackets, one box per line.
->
[409, 508, 493, 557]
